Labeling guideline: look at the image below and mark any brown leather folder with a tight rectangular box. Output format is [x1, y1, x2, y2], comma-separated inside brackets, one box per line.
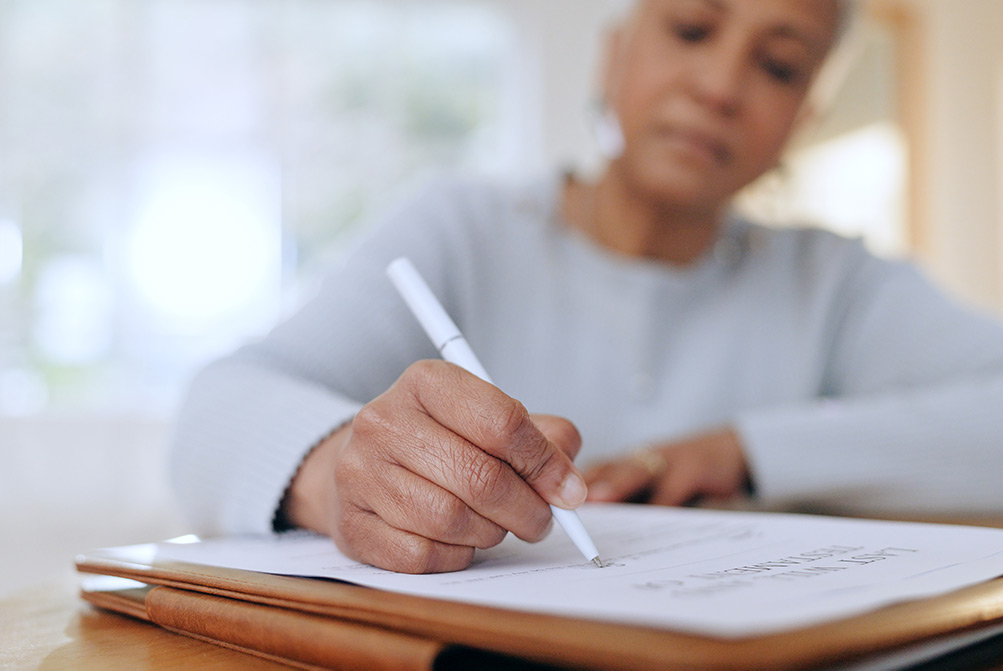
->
[76, 543, 1003, 671]
[80, 580, 558, 671]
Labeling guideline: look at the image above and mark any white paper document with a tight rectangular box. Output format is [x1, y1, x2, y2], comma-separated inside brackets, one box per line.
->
[156, 504, 1003, 637]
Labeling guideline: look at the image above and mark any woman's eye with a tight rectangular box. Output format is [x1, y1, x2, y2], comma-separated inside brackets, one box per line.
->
[674, 22, 710, 43]
[762, 60, 800, 85]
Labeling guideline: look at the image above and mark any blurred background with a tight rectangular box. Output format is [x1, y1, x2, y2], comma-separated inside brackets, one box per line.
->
[3, 0, 1003, 597]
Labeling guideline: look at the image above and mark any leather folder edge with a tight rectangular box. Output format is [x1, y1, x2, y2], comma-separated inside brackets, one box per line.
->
[76, 547, 1003, 671]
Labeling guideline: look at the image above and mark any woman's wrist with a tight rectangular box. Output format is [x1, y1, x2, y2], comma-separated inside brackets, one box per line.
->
[275, 423, 351, 533]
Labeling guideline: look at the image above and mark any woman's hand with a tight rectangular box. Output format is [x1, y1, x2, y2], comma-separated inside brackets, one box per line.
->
[282, 360, 585, 574]
[583, 428, 751, 507]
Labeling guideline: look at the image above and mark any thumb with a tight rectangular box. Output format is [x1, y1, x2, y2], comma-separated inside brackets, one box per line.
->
[531, 414, 582, 462]
[496, 411, 586, 511]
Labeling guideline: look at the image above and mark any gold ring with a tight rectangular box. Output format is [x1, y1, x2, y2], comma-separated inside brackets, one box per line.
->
[629, 447, 668, 479]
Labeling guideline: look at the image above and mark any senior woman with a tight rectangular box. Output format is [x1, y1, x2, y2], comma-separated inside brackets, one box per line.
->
[172, 0, 1003, 573]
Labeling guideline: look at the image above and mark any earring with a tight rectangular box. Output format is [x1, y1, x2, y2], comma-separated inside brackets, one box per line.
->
[589, 98, 626, 160]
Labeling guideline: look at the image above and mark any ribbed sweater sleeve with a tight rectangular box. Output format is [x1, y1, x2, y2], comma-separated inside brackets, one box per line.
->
[738, 246, 1003, 513]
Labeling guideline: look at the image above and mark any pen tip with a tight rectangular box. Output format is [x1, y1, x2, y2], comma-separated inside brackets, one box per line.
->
[591, 557, 605, 568]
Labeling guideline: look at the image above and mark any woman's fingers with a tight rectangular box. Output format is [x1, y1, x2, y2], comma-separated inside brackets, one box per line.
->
[336, 503, 477, 574]
[400, 361, 587, 510]
[320, 360, 587, 573]
[373, 412, 553, 543]
[365, 463, 511, 549]
[583, 459, 653, 503]
[649, 461, 704, 506]
[584, 428, 751, 507]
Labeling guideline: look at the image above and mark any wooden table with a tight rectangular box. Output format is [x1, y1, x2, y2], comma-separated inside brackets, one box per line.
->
[0, 571, 286, 670]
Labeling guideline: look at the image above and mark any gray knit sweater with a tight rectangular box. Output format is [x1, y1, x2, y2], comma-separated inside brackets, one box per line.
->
[171, 175, 1003, 535]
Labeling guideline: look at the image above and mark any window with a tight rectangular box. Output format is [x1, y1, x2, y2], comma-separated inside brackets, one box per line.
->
[0, 0, 520, 414]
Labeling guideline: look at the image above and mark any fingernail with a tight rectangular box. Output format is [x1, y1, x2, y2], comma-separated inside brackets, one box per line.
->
[558, 473, 588, 508]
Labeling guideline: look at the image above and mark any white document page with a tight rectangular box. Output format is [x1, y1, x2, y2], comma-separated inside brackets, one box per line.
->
[155, 504, 1003, 638]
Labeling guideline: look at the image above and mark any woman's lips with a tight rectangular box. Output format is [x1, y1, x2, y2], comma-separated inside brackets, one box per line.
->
[653, 126, 732, 165]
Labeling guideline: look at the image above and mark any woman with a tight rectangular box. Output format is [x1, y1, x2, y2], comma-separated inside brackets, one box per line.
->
[171, 0, 1003, 574]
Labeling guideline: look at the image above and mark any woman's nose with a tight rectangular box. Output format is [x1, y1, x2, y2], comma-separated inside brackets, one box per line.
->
[688, 39, 747, 117]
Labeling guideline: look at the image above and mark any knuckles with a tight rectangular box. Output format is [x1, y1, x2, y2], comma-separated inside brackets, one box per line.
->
[394, 539, 475, 574]
[464, 455, 515, 511]
[350, 399, 399, 446]
[486, 396, 532, 445]
[421, 494, 472, 540]
[343, 515, 475, 573]
[400, 358, 448, 393]
[475, 525, 509, 549]
[421, 495, 505, 549]
[330, 505, 369, 557]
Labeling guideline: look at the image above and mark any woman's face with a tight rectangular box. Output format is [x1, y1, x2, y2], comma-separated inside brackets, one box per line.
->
[605, 0, 839, 209]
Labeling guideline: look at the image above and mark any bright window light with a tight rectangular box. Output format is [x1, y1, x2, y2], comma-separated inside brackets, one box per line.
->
[738, 121, 907, 258]
[125, 152, 281, 331]
[786, 122, 907, 256]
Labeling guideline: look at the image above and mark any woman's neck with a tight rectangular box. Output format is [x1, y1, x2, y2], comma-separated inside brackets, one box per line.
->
[563, 172, 728, 266]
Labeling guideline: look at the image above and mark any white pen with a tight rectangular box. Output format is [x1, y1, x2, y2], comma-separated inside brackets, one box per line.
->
[386, 256, 604, 568]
